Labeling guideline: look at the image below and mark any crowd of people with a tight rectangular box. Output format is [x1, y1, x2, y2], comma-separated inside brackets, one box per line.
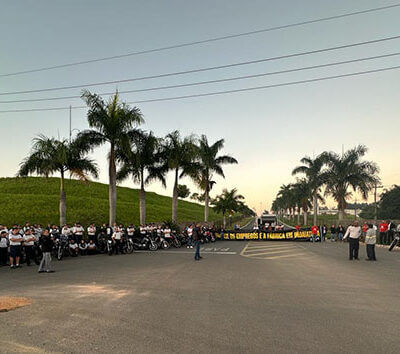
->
[0, 221, 218, 271]
[305, 220, 400, 261]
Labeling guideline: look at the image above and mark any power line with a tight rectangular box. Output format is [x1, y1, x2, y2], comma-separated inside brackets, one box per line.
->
[1, 64, 399, 113]
[2, 34, 400, 96]
[1, 3, 400, 78]
[1, 52, 399, 104]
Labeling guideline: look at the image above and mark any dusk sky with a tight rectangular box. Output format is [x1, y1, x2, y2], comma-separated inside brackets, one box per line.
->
[1, 0, 400, 213]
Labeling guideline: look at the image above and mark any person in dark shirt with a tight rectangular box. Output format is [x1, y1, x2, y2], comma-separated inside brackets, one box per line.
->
[192, 223, 202, 261]
[38, 229, 55, 273]
[330, 224, 337, 242]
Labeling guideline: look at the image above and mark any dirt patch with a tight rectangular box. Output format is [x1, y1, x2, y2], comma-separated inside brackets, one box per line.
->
[0, 297, 32, 312]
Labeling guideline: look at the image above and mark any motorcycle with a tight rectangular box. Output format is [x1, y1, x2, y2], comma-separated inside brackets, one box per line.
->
[154, 234, 170, 250]
[122, 235, 134, 254]
[168, 232, 182, 248]
[54, 237, 70, 260]
[389, 231, 400, 251]
[132, 234, 158, 251]
[97, 234, 108, 254]
[106, 238, 114, 255]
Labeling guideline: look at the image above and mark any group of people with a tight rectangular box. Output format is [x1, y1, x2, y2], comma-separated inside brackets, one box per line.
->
[307, 220, 400, 261]
[0, 221, 215, 271]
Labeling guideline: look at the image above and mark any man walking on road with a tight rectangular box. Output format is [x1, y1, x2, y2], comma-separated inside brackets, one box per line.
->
[38, 229, 55, 273]
[193, 223, 202, 261]
[343, 221, 362, 260]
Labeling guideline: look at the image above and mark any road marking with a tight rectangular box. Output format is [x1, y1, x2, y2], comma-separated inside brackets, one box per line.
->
[244, 246, 298, 253]
[264, 253, 306, 259]
[133, 250, 237, 255]
[245, 249, 302, 257]
[240, 241, 309, 260]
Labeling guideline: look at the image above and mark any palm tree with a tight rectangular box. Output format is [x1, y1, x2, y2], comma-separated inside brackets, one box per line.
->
[322, 145, 379, 222]
[116, 131, 166, 224]
[292, 155, 326, 226]
[292, 179, 313, 225]
[162, 131, 196, 222]
[18, 135, 98, 225]
[186, 135, 238, 222]
[213, 188, 244, 228]
[78, 90, 144, 224]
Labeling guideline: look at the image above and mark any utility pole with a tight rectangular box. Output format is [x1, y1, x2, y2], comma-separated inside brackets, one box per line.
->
[354, 198, 357, 219]
[374, 184, 384, 223]
[69, 105, 72, 143]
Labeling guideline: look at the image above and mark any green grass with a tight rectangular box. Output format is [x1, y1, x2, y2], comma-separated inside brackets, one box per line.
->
[0, 177, 223, 226]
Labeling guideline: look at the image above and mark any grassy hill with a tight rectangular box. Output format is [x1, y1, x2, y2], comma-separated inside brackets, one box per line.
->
[0, 177, 221, 226]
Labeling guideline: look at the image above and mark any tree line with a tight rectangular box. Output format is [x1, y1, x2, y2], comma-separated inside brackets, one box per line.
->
[272, 145, 379, 225]
[18, 90, 253, 226]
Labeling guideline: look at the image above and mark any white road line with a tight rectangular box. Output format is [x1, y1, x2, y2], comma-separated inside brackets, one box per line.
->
[264, 253, 306, 259]
[244, 249, 299, 257]
[133, 250, 237, 255]
[244, 246, 299, 253]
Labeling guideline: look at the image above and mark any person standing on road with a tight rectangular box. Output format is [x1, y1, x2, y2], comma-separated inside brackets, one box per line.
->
[193, 223, 202, 261]
[365, 224, 377, 261]
[311, 225, 319, 243]
[9, 227, 23, 269]
[23, 228, 36, 266]
[337, 224, 345, 242]
[343, 221, 362, 260]
[38, 229, 55, 273]
[379, 220, 388, 245]
[0, 230, 9, 266]
[321, 225, 327, 242]
[330, 224, 337, 242]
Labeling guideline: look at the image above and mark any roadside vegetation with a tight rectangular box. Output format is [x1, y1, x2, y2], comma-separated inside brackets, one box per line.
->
[272, 145, 379, 224]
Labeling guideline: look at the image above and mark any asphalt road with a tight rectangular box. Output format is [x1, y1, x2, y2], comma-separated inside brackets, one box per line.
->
[1, 241, 400, 353]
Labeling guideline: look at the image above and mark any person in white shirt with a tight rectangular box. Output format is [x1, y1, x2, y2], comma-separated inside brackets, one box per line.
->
[69, 239, 79, 256]
[164, 227, 172, 239]
[343, 221, 362, 260]
[61, 224, 72, 239]
[126, 224, 135, 238]
[0, 230, 8, 266]
[87, 239, 97, 255]
[9, 227, 23, 268]
[113, 224, 123, 254]
[87, 224, 97, 243]
[23, 228, 36, 266]
[73, 223, 84, 244]
[187, 225, 194, 249]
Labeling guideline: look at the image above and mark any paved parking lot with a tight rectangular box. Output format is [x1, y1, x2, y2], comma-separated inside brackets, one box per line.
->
[1, 241, 400, 353]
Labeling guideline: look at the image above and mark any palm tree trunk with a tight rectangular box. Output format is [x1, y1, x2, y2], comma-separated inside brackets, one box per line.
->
[204, 189, 209, 222]
[303, 209, 307, 225]
[297, 209, 300, 225]
[109, 143, 117, 225]
[172, 168, 178, 222]
[139, 172, 146, 224]
[313, 193, 318, 226]
[59, 170, 66, 226]
[223, 214, 226, 229]
[338, 208, 345, 223]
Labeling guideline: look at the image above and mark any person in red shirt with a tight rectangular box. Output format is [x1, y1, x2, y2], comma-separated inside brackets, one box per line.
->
[295, 224, 301, 231]
[311, 225, 319, 242]
[362, 223, 368, 240]
[379, 221, 389, 245]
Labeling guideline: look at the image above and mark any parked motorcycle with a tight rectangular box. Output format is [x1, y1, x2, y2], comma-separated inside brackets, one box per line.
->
[122, 236, 134, 254]
[154, 234, 170, 250]
[54, 237, 70, 260]
[132, 235, 158, 251]
[106, 238, 114, 255]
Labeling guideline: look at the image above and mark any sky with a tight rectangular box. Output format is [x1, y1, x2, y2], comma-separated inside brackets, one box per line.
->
[1, 0, 400, 214]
